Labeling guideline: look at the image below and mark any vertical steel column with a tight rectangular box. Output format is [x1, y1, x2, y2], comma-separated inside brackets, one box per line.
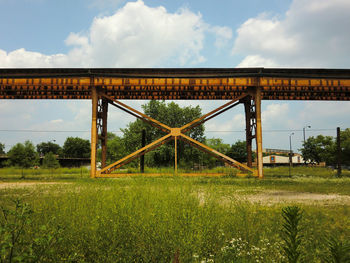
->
[90, 81, 98, 178]
[140, 129, 146, 173]
[244, 97, 253, 167]
[174, 136, 178, 175]
[99, 99, 108, 168]
[254, 87, 264, 178]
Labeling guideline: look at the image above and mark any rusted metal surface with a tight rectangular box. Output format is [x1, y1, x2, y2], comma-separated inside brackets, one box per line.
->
[243, 96, 254, 167]
[96, 173, 227, 178]
[90, 85, 98, 178]
[255, 87, 264, 179]
[2, 68, 349, 179]
[97, 93, 258, 177]
[1, 68, 350, 100]
[98, 98, 108, 168]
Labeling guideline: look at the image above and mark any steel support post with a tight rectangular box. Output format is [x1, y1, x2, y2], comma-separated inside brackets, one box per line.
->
[254, 87, 264, 178]
[90, 84, 98, 178]
[244, 97, 255, 168]
[174, 136, 178, 175]
[98, 98, 108, 168]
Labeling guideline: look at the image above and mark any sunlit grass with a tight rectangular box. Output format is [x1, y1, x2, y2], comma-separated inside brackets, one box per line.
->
[0, 173, 349, 262]
[0, 167, 90, 180]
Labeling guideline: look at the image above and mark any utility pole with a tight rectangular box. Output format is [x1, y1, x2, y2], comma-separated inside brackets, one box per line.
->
[289, 132, 294, 177]
[303, 125, 311, 145]
[337, 127, 342, 177]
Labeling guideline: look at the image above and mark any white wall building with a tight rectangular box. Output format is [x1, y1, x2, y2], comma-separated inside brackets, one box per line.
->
[263, 154, 305, 165]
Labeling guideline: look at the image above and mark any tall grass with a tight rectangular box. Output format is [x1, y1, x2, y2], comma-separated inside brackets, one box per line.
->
[0, 167, 90, 180]
[1, 177, 349, 262]
[264, 166, 350, 178]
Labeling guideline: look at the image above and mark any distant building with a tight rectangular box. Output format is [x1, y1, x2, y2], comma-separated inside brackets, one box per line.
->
[263, 148, 291, 154]
[263, 153, 304, 166]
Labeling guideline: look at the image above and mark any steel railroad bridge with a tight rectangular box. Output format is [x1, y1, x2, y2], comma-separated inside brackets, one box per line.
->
[1, 68, 350, 178]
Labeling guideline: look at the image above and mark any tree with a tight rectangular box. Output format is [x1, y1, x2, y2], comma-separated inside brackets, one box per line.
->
[105, 135, 126, 165]
[340, 128, 350, 165]
[42, 152, 60, 168]
[0, 142, 5, 155]
[37, 141, 62, 156]
[201, 138, 231, 168]
[63, 137, 90, 158]
[122, 100, 205, 167]
[300, 135, 335, 165]
[7, 141, 39, 168]
[226, 140, 255, 163]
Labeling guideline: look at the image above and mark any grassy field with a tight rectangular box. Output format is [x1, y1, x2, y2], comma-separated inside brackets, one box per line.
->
[0, 167, 349, 262]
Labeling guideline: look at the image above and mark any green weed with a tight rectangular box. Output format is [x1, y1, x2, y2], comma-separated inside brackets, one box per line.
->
[280, 206, 303, 263]
[0, 174, 349, 262]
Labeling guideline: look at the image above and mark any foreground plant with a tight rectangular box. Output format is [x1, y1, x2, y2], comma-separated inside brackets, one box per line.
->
[324, 235, 350, 263]
[0, 199, 33, 263]
[280, 206, 303, 263]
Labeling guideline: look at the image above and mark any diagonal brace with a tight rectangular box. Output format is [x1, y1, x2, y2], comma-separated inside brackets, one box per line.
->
[180, 133, 256, 175]
[100, 93, 172, 133]
[99, 133, 172, 175]
[181, 93, 248, 133]
[97, 92, 257, 177]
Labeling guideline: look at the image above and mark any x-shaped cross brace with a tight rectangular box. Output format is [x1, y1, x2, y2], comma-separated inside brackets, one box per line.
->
[97, 92, 257, 177]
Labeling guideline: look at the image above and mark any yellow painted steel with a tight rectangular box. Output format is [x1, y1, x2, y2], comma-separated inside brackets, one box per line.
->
[97, 94, 258, 177]
[100, 93, 171, 133]
[254, 87, 264, 179]
[98, 134, 173, 175]
[175, 136, 178, 175]
[179, 133, 256, 175]
[2, 75, 350, 100]
[181, 94, 248, 133]
[90, 85, 98, 178]
[96, 173, 227, 178]
[2, 68, 350, 179]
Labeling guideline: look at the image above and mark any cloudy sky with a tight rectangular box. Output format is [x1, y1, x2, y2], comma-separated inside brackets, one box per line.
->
[1, 0, 350, 153]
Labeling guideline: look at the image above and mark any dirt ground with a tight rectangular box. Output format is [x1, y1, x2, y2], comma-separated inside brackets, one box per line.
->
[0, 182, 71, 189]
[241, 190, 350, 205]
[1, 182, 350, 205]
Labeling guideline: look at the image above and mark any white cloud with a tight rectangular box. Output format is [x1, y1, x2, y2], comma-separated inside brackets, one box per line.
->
[0, 48, 68, 68]
[0, 0, 229, 68]
[237, 55, 278, 67]
[262, 103, 289, 129]
[233, 0, 350, 67]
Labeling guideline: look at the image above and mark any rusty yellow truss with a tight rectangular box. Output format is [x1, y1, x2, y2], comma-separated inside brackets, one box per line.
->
[92, 90, 262, 178]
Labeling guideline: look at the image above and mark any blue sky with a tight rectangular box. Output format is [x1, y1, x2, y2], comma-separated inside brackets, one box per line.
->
[1, 0, 350, 153]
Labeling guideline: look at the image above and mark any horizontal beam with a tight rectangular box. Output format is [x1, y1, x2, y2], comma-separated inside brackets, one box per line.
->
[1, 68, 350, 100]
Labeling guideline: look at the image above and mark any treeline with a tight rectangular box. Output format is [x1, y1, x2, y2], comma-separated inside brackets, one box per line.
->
[0, 137, 90, 169]
[301, 129, 350, 166]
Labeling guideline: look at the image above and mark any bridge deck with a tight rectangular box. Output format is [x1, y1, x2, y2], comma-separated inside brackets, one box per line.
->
[1, 68, 350, 100]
